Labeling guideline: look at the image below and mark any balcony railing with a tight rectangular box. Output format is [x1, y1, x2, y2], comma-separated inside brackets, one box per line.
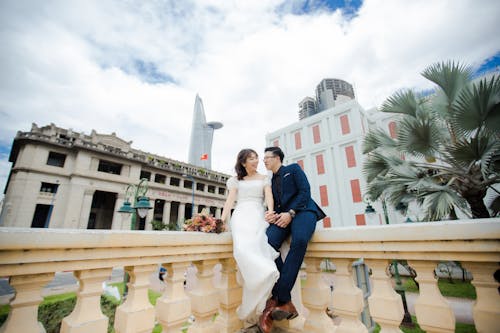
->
[0, 218, 499, 333]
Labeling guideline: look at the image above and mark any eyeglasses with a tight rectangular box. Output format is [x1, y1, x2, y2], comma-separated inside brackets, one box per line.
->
[263, 156, 276, 161]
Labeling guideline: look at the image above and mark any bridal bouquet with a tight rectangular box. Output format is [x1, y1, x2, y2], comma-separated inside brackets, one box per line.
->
[183, 210, 225, 234]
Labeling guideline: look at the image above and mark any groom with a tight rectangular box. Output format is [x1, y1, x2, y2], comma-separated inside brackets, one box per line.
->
[259, 146, 326, 333]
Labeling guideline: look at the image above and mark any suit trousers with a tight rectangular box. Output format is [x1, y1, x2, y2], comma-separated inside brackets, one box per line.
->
[266, 211, 317, 303]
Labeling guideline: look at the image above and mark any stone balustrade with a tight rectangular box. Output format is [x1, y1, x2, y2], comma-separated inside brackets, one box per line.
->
[0, 218, 499, 333]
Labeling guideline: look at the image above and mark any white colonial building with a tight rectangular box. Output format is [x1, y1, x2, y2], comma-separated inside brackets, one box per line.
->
[266, 80, 402, 228]
[0, 123, 229, 230]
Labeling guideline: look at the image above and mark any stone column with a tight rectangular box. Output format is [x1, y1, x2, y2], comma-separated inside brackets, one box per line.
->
[365, 259, 404, 333]
[114, 264, 157, 333]
[408, 260, 454, 333]
[162, 201, 171, 225]
[332, 258, 368, 333]
[78, 189, 94, 229]
[177, 203, 186, 228]
[0, 273, 53, 333]
[189, 260, 219, 333]
[216, 258, 242, 332]
[215, 208, 222, 219]
[61, 268, 112, 333]
[111, 194, 125, 230]
[145, 207, 154, 231]
[463, 262, 500, 333]
[156, 262, 191, 332]
[302, 258, 335, 332]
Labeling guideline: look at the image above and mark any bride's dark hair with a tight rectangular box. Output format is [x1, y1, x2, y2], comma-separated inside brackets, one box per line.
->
[235, 149, 258, 180]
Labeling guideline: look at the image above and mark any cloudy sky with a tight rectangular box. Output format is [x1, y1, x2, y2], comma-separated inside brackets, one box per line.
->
[1, 0, 499, 198]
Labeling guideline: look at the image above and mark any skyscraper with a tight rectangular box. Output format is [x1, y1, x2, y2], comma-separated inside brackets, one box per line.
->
[188, 94, 223, 169]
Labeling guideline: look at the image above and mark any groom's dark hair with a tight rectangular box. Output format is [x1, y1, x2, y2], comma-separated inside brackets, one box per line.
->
[264, 146, 284, 162]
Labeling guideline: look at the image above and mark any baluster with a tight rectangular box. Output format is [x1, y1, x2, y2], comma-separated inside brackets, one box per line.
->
[156, 262, 191, 332]
[331, 258, 368, 333]
[463, 262, 500, 333]
[302, 258, 336, 332]
[189, 259, 219, 333]
[0, 273, 53, 333]
[365, 259, 404, 333]
[215, 258, 242, 333]
[408, 261, 454, 333]
[61, 268, 112, 333]
[114, 264, 157, 333]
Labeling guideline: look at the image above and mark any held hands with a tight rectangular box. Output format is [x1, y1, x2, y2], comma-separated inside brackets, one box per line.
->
[265, 210, 292, 228]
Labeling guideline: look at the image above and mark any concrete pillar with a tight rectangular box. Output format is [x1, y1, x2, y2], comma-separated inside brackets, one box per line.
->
[162, 201, 171, 225]
[111, 194, 125, 230]
[366, 259, 404, 332]
[145, 206, 154, 231]
[61, 269, 112, 333]
[0, 273, 53, 333]
[177, 203, 186, 228]
[409, 260, 455, 333]
[215, 208, 222, 219]
[79, 189, 94, 229]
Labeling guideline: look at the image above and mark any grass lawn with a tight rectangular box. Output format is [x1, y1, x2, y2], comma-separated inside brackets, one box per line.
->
[373, 316, 476, 333]
[402, 278, 476, 299]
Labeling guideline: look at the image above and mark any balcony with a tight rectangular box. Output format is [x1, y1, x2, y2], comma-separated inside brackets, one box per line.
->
[0, 218, 499, 333]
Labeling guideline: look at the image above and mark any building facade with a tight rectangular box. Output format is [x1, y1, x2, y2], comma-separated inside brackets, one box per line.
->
[0, 123, 229, 230]
[267, 97, 401, 228]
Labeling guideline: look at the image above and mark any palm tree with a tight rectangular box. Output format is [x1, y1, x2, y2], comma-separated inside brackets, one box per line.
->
[363, 61, 500, 221]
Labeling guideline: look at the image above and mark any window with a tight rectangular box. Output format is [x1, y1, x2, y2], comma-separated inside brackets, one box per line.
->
[345, 146, 356, 168]
[297, 160, 304, 170]
[294, 132, 302, 150]
[315, 154, 325, 174]
[273, 139, 279, 147]
[155, 174, 166, 184]
[40, 182, 58, 193]
[170, 177, 180, 186]
[340, 114, 350, 135]
[140, 170, 151, 180]
[350, 179, 362, 203]
[47, 151, 66, 167]
[208, 185, 216, 193]
[355, 214, 366, 226]
[218, 187, 226, 195]
[98, 160, 122, 175]
[31, 204, 52, 228]
[323, 217, 331, 228]
[319, 185, 329, 207]
[183, 180, 193, 189]
[312, 125, 321, 144]
[388, 121, 397, 138]
[196, 183, 205, 191]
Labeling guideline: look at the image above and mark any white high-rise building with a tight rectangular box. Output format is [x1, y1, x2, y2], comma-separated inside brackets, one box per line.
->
[267, 81, 400, 228]
[315, 78, 355, 112]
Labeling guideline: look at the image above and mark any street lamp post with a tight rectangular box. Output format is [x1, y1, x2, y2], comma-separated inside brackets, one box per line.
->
[116, 178, 152, 300]
[182, 174, 195, 219]
[117, 178, 152, 230]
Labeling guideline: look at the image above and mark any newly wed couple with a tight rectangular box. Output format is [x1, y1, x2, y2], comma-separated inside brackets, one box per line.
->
[220, 146, 326, 333]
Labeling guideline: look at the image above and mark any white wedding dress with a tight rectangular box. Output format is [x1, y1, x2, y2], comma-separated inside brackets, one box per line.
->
[227, 176, 280, 321]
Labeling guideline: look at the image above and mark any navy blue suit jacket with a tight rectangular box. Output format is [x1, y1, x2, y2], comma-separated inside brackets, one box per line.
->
[272, 163, 326, 221]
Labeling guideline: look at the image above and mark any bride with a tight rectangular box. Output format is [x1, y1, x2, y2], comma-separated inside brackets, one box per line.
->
[220, 148, 280, 323]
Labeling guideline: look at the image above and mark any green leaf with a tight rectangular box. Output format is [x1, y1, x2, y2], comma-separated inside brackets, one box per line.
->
[380, 89, 420, 117]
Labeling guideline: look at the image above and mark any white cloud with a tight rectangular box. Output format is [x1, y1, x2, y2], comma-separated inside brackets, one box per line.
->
[0, 0, 499, 197]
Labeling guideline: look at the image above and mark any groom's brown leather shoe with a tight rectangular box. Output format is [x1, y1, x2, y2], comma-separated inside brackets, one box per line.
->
[271, 301, 298, 321]
[258, 298, 277, 333]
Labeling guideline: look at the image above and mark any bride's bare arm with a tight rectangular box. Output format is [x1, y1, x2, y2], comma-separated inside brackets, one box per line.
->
[220, 187, 237, 222]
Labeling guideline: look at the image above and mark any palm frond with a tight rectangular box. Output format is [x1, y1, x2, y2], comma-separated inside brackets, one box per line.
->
[452, 75, 500, 136]
[446, 136, 500, 175]
[397, 117, 441, 158]
[380, 89, 419, 117]
[421, 189, 467, 221]
[362, 128, 398, 154]
[422, 61, 472, 105]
